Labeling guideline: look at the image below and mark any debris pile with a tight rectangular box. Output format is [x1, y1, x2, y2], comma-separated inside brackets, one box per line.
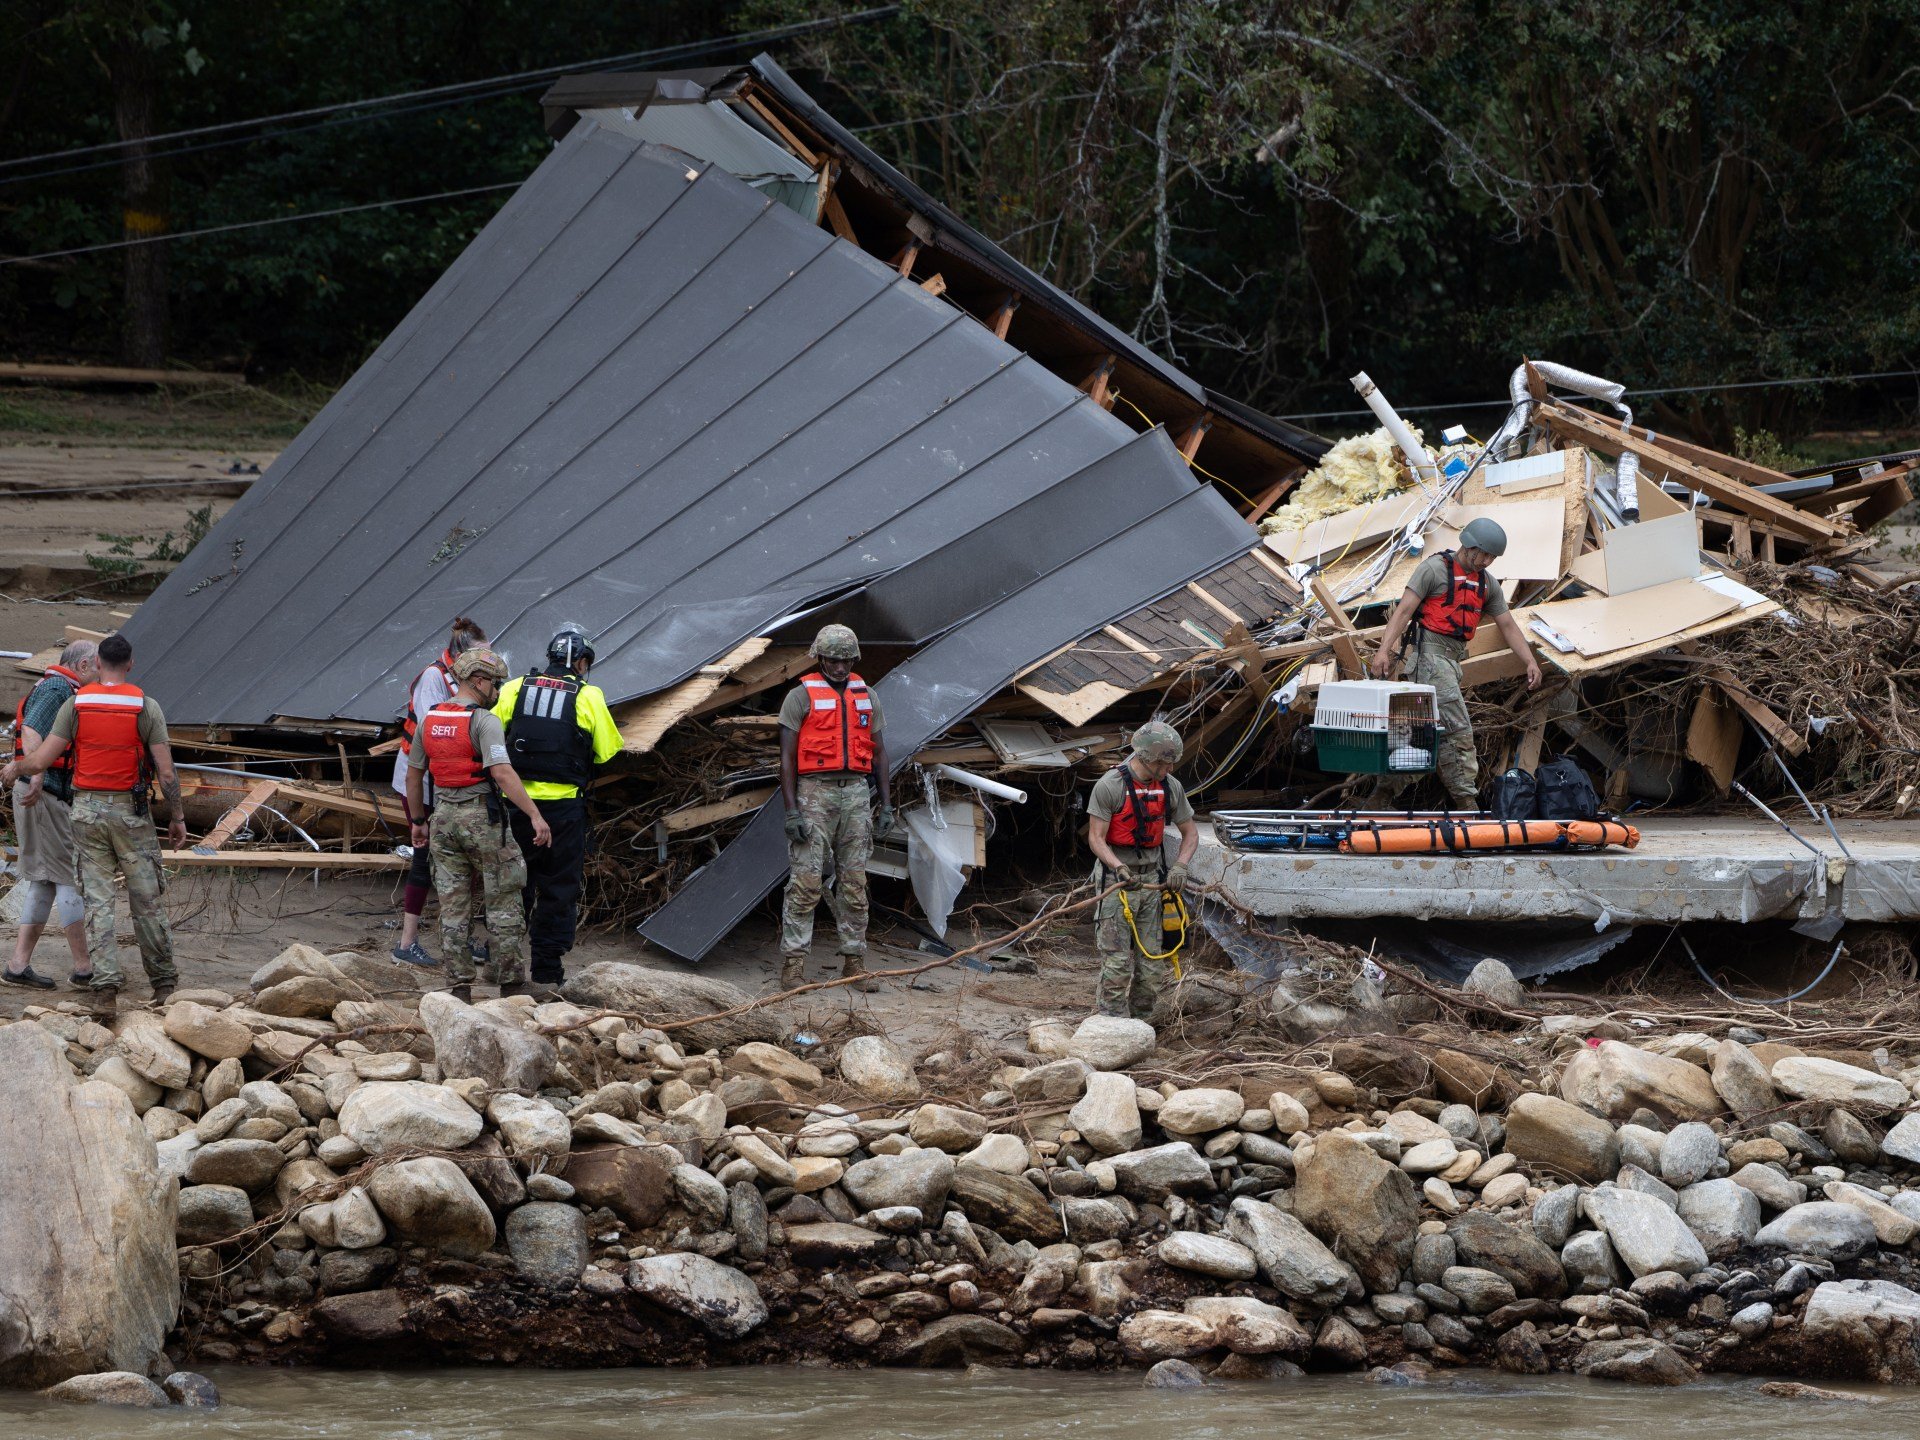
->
[11, 946, 1920, 1386]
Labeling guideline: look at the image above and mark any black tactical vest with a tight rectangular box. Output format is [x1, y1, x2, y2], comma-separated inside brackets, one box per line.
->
[506, 669, 593, 787]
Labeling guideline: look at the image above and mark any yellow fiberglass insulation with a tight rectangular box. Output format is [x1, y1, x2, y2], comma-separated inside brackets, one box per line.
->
[1260, 425, 1418, 531]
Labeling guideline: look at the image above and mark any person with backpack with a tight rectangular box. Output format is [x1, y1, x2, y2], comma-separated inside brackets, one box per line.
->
[1086, 720, 1196, 1020]
[390, 617, 487, 967]
[4, 638, 97, 989]
[403, 647, 551, 999]
[1369, 517, 1542, 809]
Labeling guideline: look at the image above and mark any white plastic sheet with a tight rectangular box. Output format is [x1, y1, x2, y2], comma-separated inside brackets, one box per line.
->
[903, 802, 977, 938]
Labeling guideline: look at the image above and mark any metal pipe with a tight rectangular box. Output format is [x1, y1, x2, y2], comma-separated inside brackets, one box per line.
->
[1765, 746, 1856, 861]
[935, 764, 1027, 804]
[1731, 782, 1825, 859]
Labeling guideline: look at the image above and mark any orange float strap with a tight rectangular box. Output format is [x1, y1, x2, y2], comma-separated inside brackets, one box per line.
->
[1563, 820, 1640, 849]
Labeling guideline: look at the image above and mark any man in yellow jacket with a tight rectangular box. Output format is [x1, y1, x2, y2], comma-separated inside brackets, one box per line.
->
[494, 623, 622, 991]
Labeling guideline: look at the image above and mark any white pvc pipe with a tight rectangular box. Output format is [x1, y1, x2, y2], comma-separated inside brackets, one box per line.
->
[935, 764, 1027, 804]
[1350, 371, 1438, 485]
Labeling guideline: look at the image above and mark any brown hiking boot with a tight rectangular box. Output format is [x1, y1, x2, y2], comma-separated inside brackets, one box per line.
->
[447, 983, 472, 1003]
[87, 985, 121, 1020]
[498, 981, 531, 999]
[840, 955, 878, 993]
[777, 953, 806, 990]
[150, 982, 176, 1007]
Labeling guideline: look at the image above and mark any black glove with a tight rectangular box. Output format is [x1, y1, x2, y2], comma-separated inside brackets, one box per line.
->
[784, 812, 812, 845]
[872, 805, 897, 842]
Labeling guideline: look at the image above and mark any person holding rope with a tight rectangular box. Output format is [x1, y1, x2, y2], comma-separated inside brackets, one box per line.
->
[1086, 720, 1196, 1021]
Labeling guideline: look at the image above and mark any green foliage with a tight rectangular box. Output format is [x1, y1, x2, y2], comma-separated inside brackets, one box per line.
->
[3, 0, 1916, 439]
[85, 504, 215, 587]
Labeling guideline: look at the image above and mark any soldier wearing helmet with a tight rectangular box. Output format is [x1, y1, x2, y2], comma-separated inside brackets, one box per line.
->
[492, 622, 622, 992]
[1371, 514, 1542, 808]
[775, 624, 894, 990]
[405, 645, 553, 1000]
[1085, 719, 1198, 1020]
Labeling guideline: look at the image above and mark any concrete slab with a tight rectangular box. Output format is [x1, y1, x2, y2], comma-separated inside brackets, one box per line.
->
[1193, 816, 1920, 926]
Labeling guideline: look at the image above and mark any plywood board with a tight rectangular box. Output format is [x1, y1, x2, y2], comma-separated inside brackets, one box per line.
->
[1440, 498, 1567, 583]
[1483, 451, 1567, 491]
[1262, 488, 1428, 564]
[1602, 511, 1700, 595]
[1686, 688, 1742, 792]
[1521, 578, 1739, 658]
[614, 637, 773, 754]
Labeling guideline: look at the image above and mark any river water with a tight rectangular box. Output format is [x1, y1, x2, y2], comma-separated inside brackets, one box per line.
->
[4, 1367, 1918, 1438]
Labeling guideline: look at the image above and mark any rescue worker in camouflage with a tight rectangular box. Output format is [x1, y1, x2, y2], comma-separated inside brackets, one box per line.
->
[1086, 720, 1197, 1020]
[3, 631, 186, 1016]
[777, 624, 893, 991]
[1371, 517, 1542, 808]
[405, 646, 552, 1000]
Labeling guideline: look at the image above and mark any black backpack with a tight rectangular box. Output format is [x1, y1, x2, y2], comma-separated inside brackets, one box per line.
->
[1535, 755, 1600, 820]
[1487, 768, 1539, 821]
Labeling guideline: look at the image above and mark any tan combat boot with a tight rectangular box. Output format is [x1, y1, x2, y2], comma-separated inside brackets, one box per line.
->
[777, 953, 806, 990]
[840, 955, 878, 993]
[88, 985, 120, 1021]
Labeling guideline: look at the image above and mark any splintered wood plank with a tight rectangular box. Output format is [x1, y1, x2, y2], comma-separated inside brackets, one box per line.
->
[664, 786, 777, 832]
[1185, 582, 1244, 626]
[614, 638, 776, 754]
[1308, 575, 1367, 679]
[196, 779, 278, 852]
[163, 849, 406, 870]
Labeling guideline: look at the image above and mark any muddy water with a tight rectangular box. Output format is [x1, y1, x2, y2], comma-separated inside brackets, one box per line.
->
[5, 1367, 1919, 1438]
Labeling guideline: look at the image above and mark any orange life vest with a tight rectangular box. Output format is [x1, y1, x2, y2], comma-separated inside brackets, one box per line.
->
[794, 673, 874, 775]
[1416, 551, 1488, 641]
[70, 682, 150, 792]
[1105, 765, 1170, 849]
[400, 651, 455, 743]
[421, 702, 486, 789]
[13, 664, 85, 794]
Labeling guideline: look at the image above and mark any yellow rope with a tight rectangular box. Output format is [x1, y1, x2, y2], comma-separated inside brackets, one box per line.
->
[1117, 885, 1188, 974]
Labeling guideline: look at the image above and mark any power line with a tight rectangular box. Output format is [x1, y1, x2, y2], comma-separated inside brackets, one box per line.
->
[1276, 368, 1920, 421]
[0, 182, 521, 267]
[0, 7, 900, 176]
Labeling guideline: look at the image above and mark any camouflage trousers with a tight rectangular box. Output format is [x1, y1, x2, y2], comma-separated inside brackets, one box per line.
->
[781, 776, 873, 958]
[1380, 633, 1477, 807]
[1093, 851, 1171, 1020]
[430, 797, 528, 986]
[71, 789, 175, 992]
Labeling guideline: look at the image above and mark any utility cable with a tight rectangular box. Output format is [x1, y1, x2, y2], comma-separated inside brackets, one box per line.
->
[0, 182, 522, 267]
[0, 8, 901, 175]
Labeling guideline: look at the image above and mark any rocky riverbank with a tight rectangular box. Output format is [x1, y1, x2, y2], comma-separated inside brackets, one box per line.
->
[8, 944, 1920, 1402]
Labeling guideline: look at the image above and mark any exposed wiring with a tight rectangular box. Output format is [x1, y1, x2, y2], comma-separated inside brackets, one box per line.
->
[1111, 391, 1261, 510]
[1680, 930, 1846, 1007]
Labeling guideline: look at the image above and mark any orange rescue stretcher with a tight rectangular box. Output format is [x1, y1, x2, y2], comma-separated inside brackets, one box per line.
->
[1340, 818, 1639, 855]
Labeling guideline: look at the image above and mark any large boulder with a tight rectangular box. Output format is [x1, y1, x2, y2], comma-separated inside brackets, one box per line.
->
[365, 1158, 496, 1257]
[1446, 1211, 1567, 1299]
[186, 1139, 286, 1193]
[505, 1203, 589, 1284]
[627, 1253, 767, 1338]
[112, 1013, 193, 1090]
[1802, 1279, 1920, 1383]
[1771, 1057, 1910, 1113]
[1559, 1041, 1720, 1123]
[1571, 1337, 1694, 1385]
[836, 1036, 921, 1102]
[562, 963, 779, 1051]
[1580, 1185, 1709, 1277]
[1069, 1072, 1142, 1155]
[1505, 1093, 1619, 1183]
[485, 1093, 571, 1162]
[1675, 1179, 1761, 1259]
[418, 992, 555, 1094]
[175, 1185, 254, 1245]
[1292, 1129, 1420, 1291]
[45, 1370, 172, 1407]
[0, 1024, 177, 1387]
[1108, 1142, 1213, 1200]
[1064, 1016, 1156, 1071]
[1157, 1088, 1246, 1136]
[560, 1145, 678, 1228]
[950, 1164, 1060, 1243]
[840, 1150, 953, 1215]
[1158, 1232, 1259, 1281]
[161, 1001, 252, 1062]
[1753, 1202, 1877, 1261]
[1710, 1040, 1781, 1119]
[338, 1081, 485, 1154]
[1182, 1296, 1311, 1357]
[1224, 1197, 1349, 1306]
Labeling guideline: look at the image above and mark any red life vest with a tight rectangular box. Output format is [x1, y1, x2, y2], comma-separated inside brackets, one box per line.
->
[421, 702, 486, 789]
[794, 673, 875, 775]
[13, 664, 85, 791]
[1416, 551, 1488, 641]
[70, 682, 150, 792]
[1105, 765, 1171, 849]
[400, 651, 455, 743]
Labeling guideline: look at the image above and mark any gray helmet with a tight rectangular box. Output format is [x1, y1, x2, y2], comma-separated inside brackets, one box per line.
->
[1130, 719, 1183, 764]
[1459, 517, 1508, 557]
[810, 624, 861, 661]
[547, 621, 595, 669]
[452, 646, 509, 684]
